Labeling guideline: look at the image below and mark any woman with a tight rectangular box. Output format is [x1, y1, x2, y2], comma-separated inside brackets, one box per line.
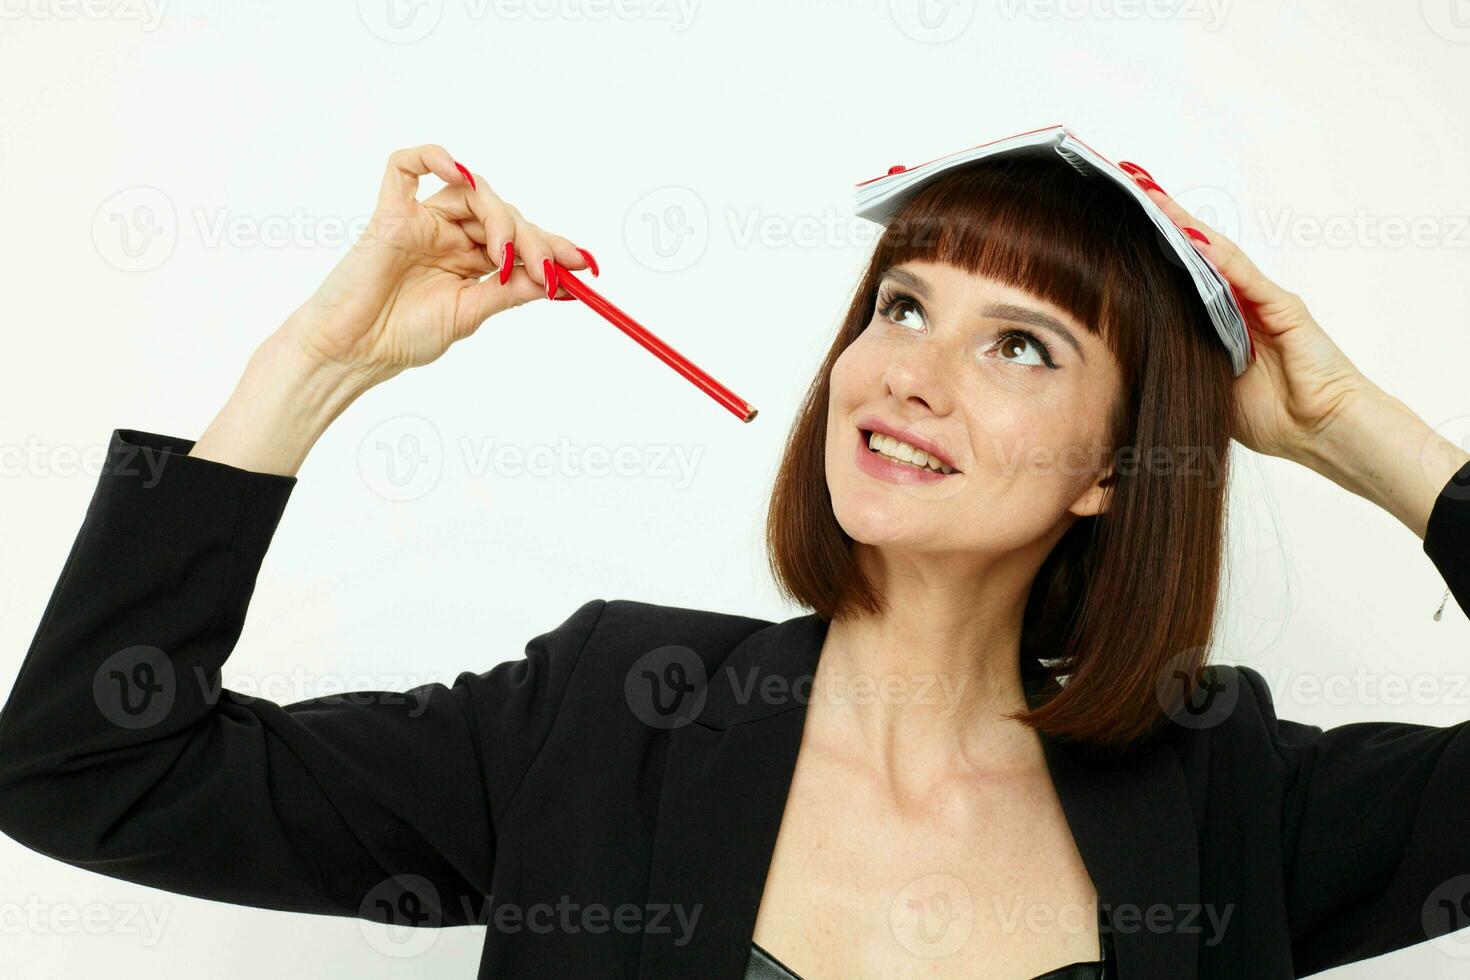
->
[0, 143, 1466, 979]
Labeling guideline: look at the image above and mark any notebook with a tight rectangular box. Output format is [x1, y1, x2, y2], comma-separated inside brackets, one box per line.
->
[852, 124, 1253, 377]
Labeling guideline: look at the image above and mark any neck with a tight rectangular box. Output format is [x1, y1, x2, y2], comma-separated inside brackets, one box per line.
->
[810, 542, 1053, 787]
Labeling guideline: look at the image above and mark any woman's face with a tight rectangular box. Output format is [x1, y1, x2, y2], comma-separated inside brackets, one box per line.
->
[825, 259, 1125, 559]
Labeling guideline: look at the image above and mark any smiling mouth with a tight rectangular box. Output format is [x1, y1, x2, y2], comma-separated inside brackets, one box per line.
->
[858, 428, 960, 475]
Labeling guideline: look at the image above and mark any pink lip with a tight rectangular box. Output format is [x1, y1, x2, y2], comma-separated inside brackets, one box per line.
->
[853, 432, 955, 485]
[854, 415, 962, 472]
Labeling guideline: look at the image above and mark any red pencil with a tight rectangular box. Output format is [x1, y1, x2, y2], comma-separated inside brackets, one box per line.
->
[551, 262, 758, 423]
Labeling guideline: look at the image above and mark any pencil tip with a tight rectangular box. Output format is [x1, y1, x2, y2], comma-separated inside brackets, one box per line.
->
[743, 407, 758, 423]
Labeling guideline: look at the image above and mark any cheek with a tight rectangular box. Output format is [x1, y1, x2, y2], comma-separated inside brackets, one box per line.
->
[959, 411, 1105, 533]
[829, 334, 881, 398]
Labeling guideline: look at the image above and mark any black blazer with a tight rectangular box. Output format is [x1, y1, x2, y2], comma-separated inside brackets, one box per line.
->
[1, 428, 1468, 979]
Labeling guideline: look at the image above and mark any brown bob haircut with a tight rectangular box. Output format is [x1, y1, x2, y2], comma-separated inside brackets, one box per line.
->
[765, 149, 1237, 754]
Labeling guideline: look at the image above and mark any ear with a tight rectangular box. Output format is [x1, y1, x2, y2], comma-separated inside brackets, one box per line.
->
[1067, 466, 1115, 519]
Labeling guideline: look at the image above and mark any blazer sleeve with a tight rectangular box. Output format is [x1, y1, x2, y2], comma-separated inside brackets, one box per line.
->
[0, 428, 607, 927]
[1252, 455, 1470, 975]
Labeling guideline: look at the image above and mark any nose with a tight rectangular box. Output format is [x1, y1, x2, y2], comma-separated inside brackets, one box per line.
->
[882, 344, 953, 418]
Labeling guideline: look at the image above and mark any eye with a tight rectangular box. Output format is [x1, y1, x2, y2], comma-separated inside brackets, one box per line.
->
[876, 287, 926, 332]
[991, 329, 1058, 369]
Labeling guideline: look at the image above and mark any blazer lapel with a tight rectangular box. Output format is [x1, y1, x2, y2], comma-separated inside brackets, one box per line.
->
[1040, 729, 1202, 979]
[637, 611, 828, 979]
[636, 612, 1201, 980]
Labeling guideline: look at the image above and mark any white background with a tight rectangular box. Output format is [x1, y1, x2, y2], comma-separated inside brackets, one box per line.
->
[2, 0, 1469, 975]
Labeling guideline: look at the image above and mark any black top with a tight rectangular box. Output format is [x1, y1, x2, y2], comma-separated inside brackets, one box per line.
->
[744, 905, 1113, 978]
[0, 428, 1468, 979]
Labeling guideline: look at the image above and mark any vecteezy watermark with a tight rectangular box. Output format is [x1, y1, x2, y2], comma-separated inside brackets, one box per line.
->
[356, 415, 708, 501]
[1424, 874, 1470, 958]
[467, 895, 702, 945]
[621, 656, 975, 729]
[1155, 649, 1241, 731]
[725, 206, 885, 252]
[358, 874, 443, 958]
[357, 0, 444, 43]
[726, 666, 969, 715]
[93, 647, 441, 731]
[624, 645, 709, 730]
[1154, 185, 1470, 255]
[884, 435, 1228, 506]
[890, 873, 974, 957]
[203, 668, 437, 719]
[93, 187, 178, 273]
[91, 186, 380, 273]
[359, 415, 444, 502]
[0, 0, 166, 29]
[357, 0, 699, 43]
[1100, 901, 1235, 944]
[1421, 0, 1470, 43]
[0, 437, 115, 480]
[1256, 209, 1470, 250]
[889, 876, 1238, 964]
[1268, 664, 1470, 711]
[986, 441, 1227, 485]
[889, 0, 1229, 44]
[0, 897, 173, 945]
[626, 197, 898, 273]
[888, 0, 974, 43]
[459, 436, 704, 488]
[982, 896, 1236, 947]
[624, 187, 710, 273]
[356, 874, 703, 958]
[997, 0, 1231, 30]
[94, 646, 177, 730]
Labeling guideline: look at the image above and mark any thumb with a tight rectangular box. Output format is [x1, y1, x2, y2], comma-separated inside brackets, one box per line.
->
[455, 265, 547, 337]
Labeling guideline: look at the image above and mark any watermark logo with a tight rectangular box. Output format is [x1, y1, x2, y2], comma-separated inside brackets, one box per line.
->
[1155, 649, 1239, 730]
[358, 0, 444, 42]
[624, 645, 708, 729]
[0, 898, 172, 944]
[1424, 874, 1470, 957]
[1422, 0, 1470, 42]
[890, 872, 973, 958]
[358, 874, 442, 958]
[624, 186, 709, 272]
[889, 0, 974, 43]
[1154, 184, 1241, 271]
[93, 645, 176, 730]
[0, 0, 166, 29]
[92, 187, 177, 273]
[359, 415, 444, 501]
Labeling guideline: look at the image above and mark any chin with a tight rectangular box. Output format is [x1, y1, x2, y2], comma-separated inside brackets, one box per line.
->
[830, 488, 929, 548]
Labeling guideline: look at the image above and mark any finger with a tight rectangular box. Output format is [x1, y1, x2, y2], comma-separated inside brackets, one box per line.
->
[422, 180, 517, 279]
[508, 211, 559, 296]
[1134, 183, 1301, 314]
[533, 229, 598, 297]
[376, 144, 467, 212]
[457, 264, 548, 330]
[538, 229, 592, 273]
[459, 218, 488, 245]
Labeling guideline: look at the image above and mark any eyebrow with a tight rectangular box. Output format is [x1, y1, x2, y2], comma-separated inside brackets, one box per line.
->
[879, 267, 1088, 364]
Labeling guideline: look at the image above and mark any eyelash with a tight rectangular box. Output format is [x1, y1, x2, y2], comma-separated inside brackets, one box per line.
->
[874, 286, 1059, 370]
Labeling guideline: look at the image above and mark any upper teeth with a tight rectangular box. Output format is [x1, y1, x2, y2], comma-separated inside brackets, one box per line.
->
[867, 431, 956, 474]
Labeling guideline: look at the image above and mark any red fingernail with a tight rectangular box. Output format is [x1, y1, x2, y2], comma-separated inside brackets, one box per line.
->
[454, 162, 476, 191]
[575, 246, 599, 277]
[499, 241, 514, 286]
[543, 259, 558, 300]
[1134, 176, 1166, 195]
[1184, 226, 1210, 245]
[551, 293, 577, 300]
[1117, 160, 1153, 180]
